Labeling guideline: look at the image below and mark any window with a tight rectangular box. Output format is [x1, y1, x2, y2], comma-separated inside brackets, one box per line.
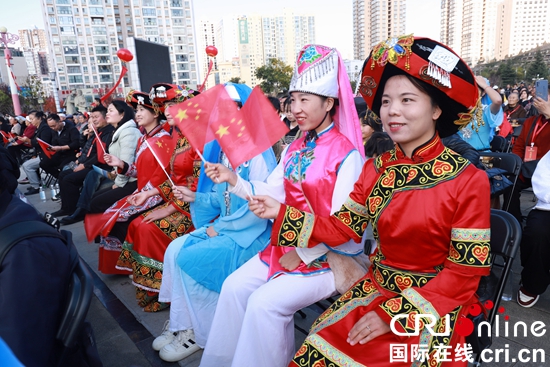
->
[67, 66, 81, 73]
[172, 9, 184, 16]
[57, 6, 71, 14]
[65, 55, 79, 64]
[143, 8, 155, 16]
[61, 36, 77, 45]
[95, 46, 109, 54]
[68, 75, 83, 83]
[98, 65, 112, 73]
[177, 72, 190, 80]
[144, 17, 157, 25]
[89, 7, 104, 16]
[63, 45, 78, 54]
[58, 16, 73, 24]
[60, 26, 74, 34]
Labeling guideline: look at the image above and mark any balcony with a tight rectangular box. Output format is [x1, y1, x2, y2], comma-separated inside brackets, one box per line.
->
[98, 65, 112, 73]
[95, 46, 109, 55]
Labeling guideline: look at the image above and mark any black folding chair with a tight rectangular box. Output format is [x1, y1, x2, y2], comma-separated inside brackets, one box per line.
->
[490, 136, 511, 153]
[479, 152, 523, 211]
[472, 209, 522, 365]
[55, 257, 95, 367]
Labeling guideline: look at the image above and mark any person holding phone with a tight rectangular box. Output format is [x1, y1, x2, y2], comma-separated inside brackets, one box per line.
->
[507, 94, 550, 223]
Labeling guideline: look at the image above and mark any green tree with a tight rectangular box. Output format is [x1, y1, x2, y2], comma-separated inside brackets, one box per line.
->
[228, 77, 245, 84]
[21, 75, 47, 111]
[497, 61, 517, 86]
[0, 84, 14, 114]
[255, 58, 293, 95]
[526, 51, 549, 81]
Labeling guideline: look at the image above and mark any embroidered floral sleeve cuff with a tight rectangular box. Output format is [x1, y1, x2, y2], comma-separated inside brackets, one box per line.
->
[273, 205, 316, 248]
[272, 197, 368, 248]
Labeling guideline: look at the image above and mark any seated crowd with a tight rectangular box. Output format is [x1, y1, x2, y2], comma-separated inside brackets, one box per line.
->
[3, 36, 550, 367]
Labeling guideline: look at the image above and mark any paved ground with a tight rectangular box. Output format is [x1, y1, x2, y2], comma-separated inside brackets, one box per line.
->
[17, 171, 550, 367]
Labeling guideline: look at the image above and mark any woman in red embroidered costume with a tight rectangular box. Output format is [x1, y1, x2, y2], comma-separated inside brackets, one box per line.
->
[250, 36, 492, 367]
[87, 92, 172, 275]
[115, 84, 201, 312]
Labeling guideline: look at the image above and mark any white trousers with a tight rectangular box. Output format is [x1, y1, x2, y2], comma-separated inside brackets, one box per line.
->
[159, 235, 192, 330]
[158, 233, 220, 347]
[200, 254, 336, 367]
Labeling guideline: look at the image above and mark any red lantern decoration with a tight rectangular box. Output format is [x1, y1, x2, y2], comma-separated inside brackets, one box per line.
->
[205, 45, 218, 58]
[117, 48, 133, 63]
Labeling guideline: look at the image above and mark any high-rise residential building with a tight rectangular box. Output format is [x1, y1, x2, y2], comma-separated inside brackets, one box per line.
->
[197, 17, 240, 87]
[440, 0, 500, 67]
[39, 0, 198, 105]
[495, 0, 550, 60]
[19, 29, 49, 50]
[200, 9, 315, 88]
[352, 0, 406, 60]
[236, 14, 265, 87]
[18, 28, 52, 79]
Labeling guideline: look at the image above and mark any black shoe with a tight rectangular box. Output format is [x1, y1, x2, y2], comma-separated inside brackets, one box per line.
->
[61, 209, 87, 225]
[51, 209, 72, 217]
[25, 187, 40, 195]
[51, 194, 60, 201]
[18, 178, 30, 185]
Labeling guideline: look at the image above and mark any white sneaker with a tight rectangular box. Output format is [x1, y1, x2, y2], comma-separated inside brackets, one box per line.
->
[159, 329, 201, 362]
[152, 320, 177, 351]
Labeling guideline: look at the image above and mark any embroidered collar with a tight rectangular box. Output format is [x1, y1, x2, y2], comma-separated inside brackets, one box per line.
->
[304, 122, 334, 148]
[380, 133, 444, 165]
[144, 123, 163, 138]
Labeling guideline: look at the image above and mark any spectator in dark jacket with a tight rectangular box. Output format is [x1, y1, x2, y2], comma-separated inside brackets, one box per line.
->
[0, 146, 71, 367]
[39, 114, 81, 178]
[53, 105, 115, 217]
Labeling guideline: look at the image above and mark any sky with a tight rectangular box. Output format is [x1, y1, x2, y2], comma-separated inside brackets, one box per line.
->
[1, 0, 440, 59]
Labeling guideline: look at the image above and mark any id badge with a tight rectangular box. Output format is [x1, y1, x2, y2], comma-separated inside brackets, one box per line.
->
[524, 146, 538, 162]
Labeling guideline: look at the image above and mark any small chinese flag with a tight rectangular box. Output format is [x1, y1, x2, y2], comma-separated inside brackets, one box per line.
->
[144, 136, 177, 187]
[147, 137, 174, 169]
[84, 212, 118, 242]
[0, 131, 14, 144]
[210, 86, 289, 169]
[84, 199, 131, 242]
[37, 137, 55, 159]
[168, 84, 235, 151]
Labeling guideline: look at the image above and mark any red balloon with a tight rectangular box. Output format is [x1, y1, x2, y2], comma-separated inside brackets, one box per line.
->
[117, 48, 133, 63]
[205, 45, 218, 57]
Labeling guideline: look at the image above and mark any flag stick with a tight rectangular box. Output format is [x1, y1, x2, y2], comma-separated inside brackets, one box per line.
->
[89, 122, 107, 155]
[195, 148, 220, 183]
[145, 139, 175, 186]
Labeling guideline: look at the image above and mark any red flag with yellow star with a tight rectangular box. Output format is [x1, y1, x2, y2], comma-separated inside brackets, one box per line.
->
[168, 84, 235, 151]
[210, 86, 289, 169]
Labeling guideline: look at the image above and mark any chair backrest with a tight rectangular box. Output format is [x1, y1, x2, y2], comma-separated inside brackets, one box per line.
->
[56, 257, 94, 349]
[479, 152, 522, 177]
[479, 152, 523, 211]
[472, 210, 522, 363]
[490, 136, 511, 153]
[486, 210, 522, 325]
[54, 257, 95, 367]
